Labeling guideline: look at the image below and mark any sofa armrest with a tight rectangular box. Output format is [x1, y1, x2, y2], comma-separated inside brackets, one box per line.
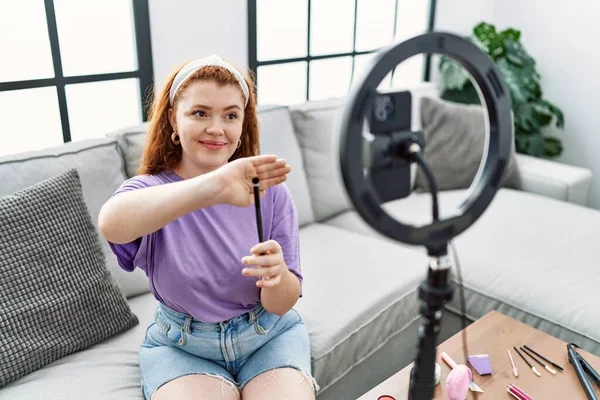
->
[515, 153, 592, 206]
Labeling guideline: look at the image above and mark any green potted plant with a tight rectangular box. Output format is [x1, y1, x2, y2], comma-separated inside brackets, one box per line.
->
[438, 22, 564, 157]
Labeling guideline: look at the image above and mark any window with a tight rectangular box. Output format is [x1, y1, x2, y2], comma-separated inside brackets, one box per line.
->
[0, 0, 154, 156]
[248, 0, 436, 106]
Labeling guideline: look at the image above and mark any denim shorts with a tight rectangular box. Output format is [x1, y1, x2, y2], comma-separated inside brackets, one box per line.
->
[139, 302, 318, 399]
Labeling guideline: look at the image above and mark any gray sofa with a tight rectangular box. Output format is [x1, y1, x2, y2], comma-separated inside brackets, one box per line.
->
[1, 82, 598, 400]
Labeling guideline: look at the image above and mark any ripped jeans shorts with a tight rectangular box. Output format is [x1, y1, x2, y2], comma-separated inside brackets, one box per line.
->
[139, 302, 318, 399]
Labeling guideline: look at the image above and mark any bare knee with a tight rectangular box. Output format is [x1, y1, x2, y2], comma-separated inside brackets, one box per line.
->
[152, 374, 240, 400]
[242, 368, 317, 400]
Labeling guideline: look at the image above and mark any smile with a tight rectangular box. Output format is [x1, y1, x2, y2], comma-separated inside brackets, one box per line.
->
[199, 140, 227, 150]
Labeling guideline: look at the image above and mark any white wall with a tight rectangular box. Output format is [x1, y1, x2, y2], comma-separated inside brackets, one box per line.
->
[429, 0, 495, 83]
[493, 0, 600, 209]
[434, 0, 495, 35]
[434, 0, 600, 208]
[148, 0, 248, 90]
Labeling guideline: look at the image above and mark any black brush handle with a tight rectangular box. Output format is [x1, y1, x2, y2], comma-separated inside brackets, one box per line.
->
[252, 178, 270, 281]
[514, 346, 532, 368]
[520, 346, 545, 367]
[252, 178, 263, 243]
[523, 345, 564, 371]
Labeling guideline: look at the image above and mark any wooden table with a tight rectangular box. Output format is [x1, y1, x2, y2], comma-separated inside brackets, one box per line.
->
[358, 310, 600, 399]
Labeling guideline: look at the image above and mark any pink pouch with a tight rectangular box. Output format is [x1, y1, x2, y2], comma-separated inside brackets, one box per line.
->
[445, 364, 472, 400]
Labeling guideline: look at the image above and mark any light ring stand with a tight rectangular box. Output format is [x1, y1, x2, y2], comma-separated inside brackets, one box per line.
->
[339, 32, 512, 251]
[338, 32, 513, 400]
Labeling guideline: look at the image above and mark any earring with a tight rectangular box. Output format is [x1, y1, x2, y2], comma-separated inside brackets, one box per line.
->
[171, 131, 180, 145]
[236, 139, 242, 149]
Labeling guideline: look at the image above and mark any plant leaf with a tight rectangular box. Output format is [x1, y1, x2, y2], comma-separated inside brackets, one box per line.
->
[473, 22, 504, 58]
[496, 58, 529, 104]
[468, 34, 489, 54]
[537, 99, 565, 128]
[440, 82, 481, 105]
[527, 133, 546, 157]
[534, 107, 553, 127]
[438, 56, 470, 90]
[532, 100, 555, 127]
[515, 102, 542, 133]
[496, 58, 541, 105]
[543, 136, 563, 157]
[500, 28, 521, 43]
[503, 38, 535, 68]
[515, 131, 529, 154]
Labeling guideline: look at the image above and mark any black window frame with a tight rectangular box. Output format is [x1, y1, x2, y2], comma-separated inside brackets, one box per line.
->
[248, 0, 437, 102]
[0, 0, 154, 143]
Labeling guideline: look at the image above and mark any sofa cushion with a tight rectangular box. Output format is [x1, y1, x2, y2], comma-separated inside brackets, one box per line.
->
[257, 105, 314, 226]
[0, 138, 149, 299]
[108, 123, 149, 178]
[294, 223, 429, 392]
[325, 188, 600, 356]
[290, 98, 353, 222]
[0, 293, 158, 400]
[415, 97, 521, 191]
[0, 169, 139, 389]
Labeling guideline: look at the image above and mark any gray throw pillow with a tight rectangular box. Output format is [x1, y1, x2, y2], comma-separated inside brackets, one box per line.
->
[107, 122, 149, 178]
[415, 97, 521, 191]
[0, 169, 138, 388]
[289, 97, 354, 222]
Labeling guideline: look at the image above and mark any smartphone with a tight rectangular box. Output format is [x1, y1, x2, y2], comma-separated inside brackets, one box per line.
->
[365, 90, 414, 203]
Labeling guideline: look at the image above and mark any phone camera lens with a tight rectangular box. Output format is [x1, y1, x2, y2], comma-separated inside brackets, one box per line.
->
[374, 95, 394, 121]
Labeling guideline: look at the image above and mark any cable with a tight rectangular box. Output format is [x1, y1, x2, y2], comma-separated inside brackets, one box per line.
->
[410, 150, 439, 222]
[410, 146, 475, 399]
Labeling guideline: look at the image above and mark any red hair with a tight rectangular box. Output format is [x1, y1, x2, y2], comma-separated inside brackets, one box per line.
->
[138, 62, 259, 175]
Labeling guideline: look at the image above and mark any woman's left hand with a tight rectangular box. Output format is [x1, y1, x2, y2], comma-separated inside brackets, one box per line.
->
[241, 240, 287, 288]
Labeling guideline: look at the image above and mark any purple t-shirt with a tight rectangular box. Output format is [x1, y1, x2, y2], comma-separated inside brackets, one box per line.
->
[107, 170, 302, 323]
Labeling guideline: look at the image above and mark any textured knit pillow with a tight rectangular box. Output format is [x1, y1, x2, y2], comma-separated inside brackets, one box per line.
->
[289, 97, 353, 221]
[415, 97, 521, 192]
[0, 169, 138, 388]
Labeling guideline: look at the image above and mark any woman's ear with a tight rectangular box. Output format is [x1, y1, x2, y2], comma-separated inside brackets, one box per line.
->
[168, 107, 177, 131]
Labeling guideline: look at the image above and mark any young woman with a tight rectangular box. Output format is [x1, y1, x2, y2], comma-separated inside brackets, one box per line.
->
[99, 54, 317, 400]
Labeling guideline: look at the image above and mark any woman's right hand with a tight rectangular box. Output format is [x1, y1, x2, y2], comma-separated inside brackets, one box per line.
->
[213, 155, 291, 207]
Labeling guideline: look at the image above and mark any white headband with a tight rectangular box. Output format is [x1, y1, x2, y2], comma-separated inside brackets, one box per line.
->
[169, 54, 250, 106]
